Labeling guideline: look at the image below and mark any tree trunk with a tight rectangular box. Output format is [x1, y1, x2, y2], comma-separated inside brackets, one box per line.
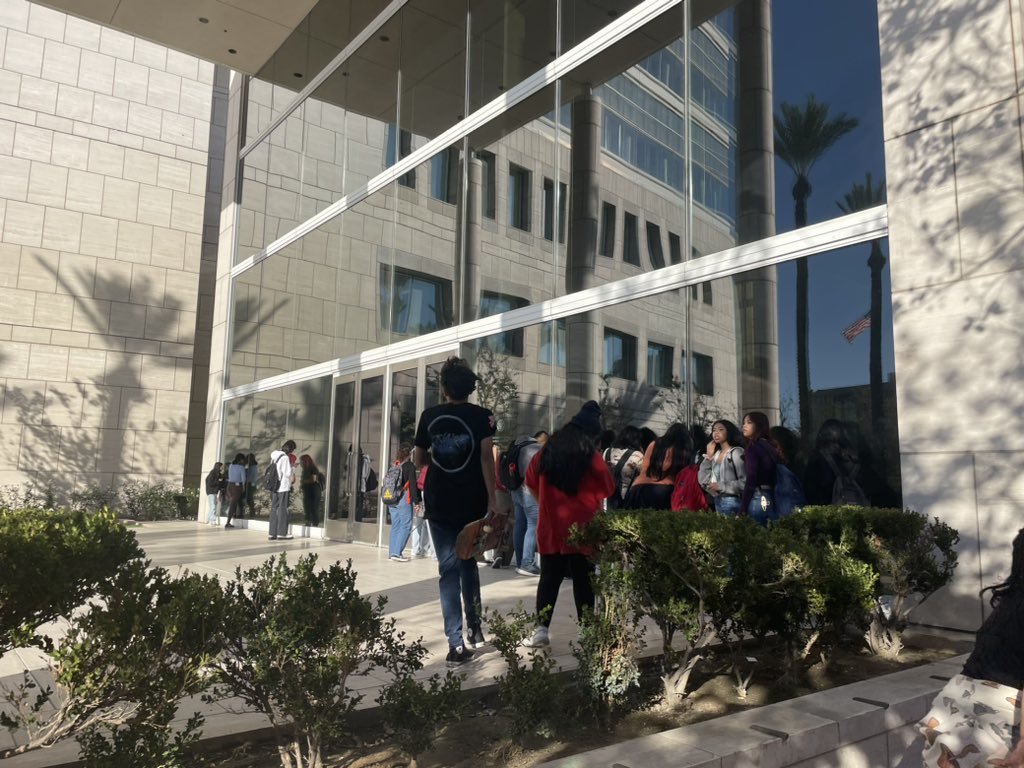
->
[868, 240, 886, 431]
[793, 178, 811, 440]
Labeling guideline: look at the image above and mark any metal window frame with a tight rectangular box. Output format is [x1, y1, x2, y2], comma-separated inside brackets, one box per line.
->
[222, 204, 888, 401]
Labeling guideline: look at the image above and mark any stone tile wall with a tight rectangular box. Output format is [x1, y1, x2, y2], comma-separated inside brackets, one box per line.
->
[0, 0, 222, 495]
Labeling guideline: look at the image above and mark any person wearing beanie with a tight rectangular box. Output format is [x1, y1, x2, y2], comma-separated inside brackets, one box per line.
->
[522, 402, 614, 648]
[569, 400, 602, 436]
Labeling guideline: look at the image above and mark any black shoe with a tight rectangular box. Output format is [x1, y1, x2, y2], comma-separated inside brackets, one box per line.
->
[268, 536, 277, 540]
[224, 523, 234, 528]
[490, 555, 503, 569]
[467, 626, 486, 649]
[445, 645, 474, 668]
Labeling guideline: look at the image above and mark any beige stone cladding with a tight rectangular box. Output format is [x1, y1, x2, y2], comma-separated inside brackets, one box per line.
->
[878, 0, 1024, 628]
[0, 0, 218, 495]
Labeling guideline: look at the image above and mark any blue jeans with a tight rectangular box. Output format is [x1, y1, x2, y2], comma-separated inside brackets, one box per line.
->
[207, 493, 219, 524]
[428, 519, 482, 650]
[714, 495, 740, 517]
[388, 498, 413, 557]
[411, 513, 434, 557]
[747, 490, 777, 526]
[511, 487, 539, 568]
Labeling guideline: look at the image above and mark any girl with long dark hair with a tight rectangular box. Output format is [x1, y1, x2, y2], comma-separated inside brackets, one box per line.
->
[919, 529, 1024, 766]
[698, 419, 745, 516]
[299, 454, 323, 527]
[739, 411, 781, 525]
[522, 401, 614, 647]
[624, 423, 691, 510]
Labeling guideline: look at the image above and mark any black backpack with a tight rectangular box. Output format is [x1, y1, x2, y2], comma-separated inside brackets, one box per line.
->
[263, 459, 280, 492]
[498, 437, 537, 491]
[380, 463, 407, 506]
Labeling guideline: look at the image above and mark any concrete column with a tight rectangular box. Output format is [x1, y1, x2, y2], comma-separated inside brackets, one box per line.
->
[457, 152, 483, 325]
[732, 0, 779, 423]
[565, 92, 603, 414]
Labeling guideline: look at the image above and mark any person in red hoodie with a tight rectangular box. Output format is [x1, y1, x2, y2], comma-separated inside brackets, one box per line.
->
[522, 401, 614, 647]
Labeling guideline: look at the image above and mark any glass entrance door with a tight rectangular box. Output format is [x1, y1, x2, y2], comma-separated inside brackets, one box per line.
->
[325, 354, 454, 545]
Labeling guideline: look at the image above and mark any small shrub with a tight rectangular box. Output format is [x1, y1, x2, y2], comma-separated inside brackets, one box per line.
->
[118, 480, 181, 521]
[579, 510, 730, 705]
[776, 507, 958, 657]
[377, 672, 462, 767]
[485, 604, 564, 739]
[1, 561, 226, 764]
[68, 484, 120, 514]
[0, 508, 143, 653]
[213, 554, 425, 768]
[571, 572, 643, 726]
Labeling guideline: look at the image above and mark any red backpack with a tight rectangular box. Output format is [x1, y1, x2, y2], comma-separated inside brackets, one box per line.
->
[671, 464, 708, 512]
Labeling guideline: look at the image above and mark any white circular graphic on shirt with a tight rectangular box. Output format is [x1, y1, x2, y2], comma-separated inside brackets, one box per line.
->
[428, 414, 476, 474]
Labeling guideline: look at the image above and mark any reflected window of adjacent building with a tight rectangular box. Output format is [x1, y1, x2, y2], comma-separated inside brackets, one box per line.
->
[379, 266, 453, 336]
[542, 178, 567, 243]
[539, 319, 566, 367]
[668, 232, 682, 265]
[599, 202, 616, 257]
[647, 222, 665, 269]
[508, 163, 531, 231]
[386, 124, 416, 189]
[703, 282, 713, 306]
[604, 328, 637, 380]
[477, 150, 496, 219]
[623, 212, 640, 266]
[479, 291, 528, 357]
[646, 342, 673, 387]
[692, 352, 714, 396]
[430, 147, 459, 204]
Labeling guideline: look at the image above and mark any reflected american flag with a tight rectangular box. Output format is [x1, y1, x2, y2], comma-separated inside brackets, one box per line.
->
[842, 312, 871, 343]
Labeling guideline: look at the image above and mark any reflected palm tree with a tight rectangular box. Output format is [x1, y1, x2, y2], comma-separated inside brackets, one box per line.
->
[837, 173, 887, 431]
[775, 94, 858, 437]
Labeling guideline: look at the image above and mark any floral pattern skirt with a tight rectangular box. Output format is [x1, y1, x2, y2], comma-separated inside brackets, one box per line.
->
[919, 674, 1021, 767]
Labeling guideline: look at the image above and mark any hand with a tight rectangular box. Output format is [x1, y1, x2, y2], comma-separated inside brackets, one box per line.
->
[707, 482, 720, 493]
[991, 740, 1024, 766]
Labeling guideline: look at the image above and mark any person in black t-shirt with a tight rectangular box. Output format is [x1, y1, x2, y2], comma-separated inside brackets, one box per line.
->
[414, 356, 498, 668]
[918, 528, 1024, 767]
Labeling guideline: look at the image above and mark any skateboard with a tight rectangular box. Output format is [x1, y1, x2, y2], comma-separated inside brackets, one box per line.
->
[455, 516, 504, 561]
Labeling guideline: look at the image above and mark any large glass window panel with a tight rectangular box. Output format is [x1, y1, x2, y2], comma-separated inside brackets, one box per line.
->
[691, 0, 885, 248]
[479, 291, 528, 357]
[229, 183, 396, 387]
[222, 376, 332, 526]
[244, 1, 394, 146]
[468, 0, 555, 113]
[462, 82, 561, 317]
[398, 2, 467, 147]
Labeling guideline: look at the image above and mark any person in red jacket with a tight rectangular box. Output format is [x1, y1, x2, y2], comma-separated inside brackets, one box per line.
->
[522, 401, 614, 647]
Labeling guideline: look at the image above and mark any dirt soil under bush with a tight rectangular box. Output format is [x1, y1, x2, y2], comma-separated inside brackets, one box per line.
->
[201, 638, 965, 768]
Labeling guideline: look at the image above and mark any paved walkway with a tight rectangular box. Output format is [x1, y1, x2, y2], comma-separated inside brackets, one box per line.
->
[1, 520, 599, 766]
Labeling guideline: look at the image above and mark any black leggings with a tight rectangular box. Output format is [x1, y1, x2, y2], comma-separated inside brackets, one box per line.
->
[536, 552, 594, 627]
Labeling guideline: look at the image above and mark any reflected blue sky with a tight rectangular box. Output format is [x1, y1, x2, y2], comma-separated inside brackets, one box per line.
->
[769, 0, 891, 423]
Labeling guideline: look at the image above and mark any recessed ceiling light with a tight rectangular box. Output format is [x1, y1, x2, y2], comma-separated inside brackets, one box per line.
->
[293, 72, 303, 78]
[379, 34, 390, 42]
[341, 71, 349, 77]
[198, 17, 208, 23]
[228, 48, 237, 54]
[608, 10, 619, 18]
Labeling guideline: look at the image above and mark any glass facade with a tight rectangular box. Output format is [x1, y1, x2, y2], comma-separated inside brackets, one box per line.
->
[222, 0, 895, 543]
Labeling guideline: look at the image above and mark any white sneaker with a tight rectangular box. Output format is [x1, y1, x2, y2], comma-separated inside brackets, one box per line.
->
[522, 627, 550, 648]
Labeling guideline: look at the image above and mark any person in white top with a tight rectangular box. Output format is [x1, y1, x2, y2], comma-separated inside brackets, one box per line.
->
[268, 439, 296, 540]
